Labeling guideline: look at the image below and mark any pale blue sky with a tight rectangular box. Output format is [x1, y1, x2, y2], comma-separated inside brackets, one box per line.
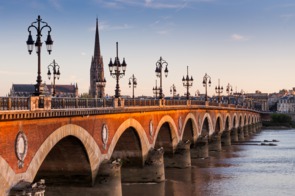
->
[0, 0, 295, 97]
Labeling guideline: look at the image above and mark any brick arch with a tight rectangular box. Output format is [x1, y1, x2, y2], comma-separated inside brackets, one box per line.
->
[181, 112, 200, 142]
[108, 118, 150, 162]
[224, 113, 232, 131]
[232, 113, 238, 129]
[248, 115, 251, 125]
[244, 114, 248, 126]
[238, 113, 244, 127]
[24, 124, 102, 185]
[214, 113, 224, 134]
[153, 115, 179, 150]
[200, 113, 214, 136]
[254, 115, 257, 124]
[0, 156, 15, 196]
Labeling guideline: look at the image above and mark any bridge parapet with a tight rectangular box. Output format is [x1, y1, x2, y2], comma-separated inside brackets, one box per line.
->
[0, 97, 29, 110]
[0, 96, 251, 115]
[124, 98, 161, 107]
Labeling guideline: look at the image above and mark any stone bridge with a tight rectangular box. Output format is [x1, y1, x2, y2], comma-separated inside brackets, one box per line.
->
[0, 97, 261, 195]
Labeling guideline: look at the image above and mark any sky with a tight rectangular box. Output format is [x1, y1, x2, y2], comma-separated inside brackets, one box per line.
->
[0, 0, 295, 97]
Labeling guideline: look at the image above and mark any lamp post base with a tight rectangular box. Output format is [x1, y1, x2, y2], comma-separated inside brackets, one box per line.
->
[33, 83, 45, 96]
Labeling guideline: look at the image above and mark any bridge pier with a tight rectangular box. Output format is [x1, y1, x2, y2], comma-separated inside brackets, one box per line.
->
[238, 127, 244, 141]
[121, 148, 165, 183]
[209, 133, 222, 151]
[256, 122, 262, 132]
[248, 125, 254, 136]
[94, 160, 122, 195]
[250, 124, 256, 135]
[165, 140, 191, 168]
[230, 128, 239, 142]
[191, 136, 209, 159]
[221, 131, 231, 146]
[243, 126, 249, 138]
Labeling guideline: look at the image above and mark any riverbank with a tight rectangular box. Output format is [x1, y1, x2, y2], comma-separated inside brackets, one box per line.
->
[262, 126, 292, 129]
[262, 121, 294, 129]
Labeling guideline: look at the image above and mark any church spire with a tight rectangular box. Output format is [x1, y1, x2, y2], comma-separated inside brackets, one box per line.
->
[94, 18, 101, 58]
[89, 18, 105, 98]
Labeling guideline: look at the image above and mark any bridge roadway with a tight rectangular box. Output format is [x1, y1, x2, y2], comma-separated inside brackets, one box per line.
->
[0, 97, 261, 195]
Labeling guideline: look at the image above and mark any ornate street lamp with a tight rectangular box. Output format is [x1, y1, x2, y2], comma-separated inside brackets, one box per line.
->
[128, 74, 137, 99]
[47, 60, 60, 96]
[202, 73, 211, 101]
[155, 57, 168, 99]
[226, 83, 233, 104]
[215, 79, 223, 103]
[108, 42, 127, 98]
[96, 77, 106, 99]
[26, 15, 53, 96]
[239, 89, 245, 106]
[153, 80, 160, 99]
[182, 66, 193, 100]
[170, 84, 177, 99]
[226, 83, 233, 96]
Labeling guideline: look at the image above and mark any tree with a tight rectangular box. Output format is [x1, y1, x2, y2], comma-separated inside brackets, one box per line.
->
[271, 113, 291, 124]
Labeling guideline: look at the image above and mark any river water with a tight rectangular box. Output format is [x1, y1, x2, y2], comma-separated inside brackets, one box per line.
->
[122, 129, 295, 196]
[46, 129, 295, 196]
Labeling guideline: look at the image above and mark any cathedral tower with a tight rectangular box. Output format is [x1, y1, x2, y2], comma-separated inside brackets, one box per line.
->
[89, 18, 105, 98]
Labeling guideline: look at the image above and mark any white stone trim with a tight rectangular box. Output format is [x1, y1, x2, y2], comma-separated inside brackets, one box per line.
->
[13, 124, 102, 187]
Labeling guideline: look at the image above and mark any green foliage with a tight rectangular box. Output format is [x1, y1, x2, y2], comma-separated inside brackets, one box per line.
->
[262, 113, 293, 128]
[271, 113, 292, 124]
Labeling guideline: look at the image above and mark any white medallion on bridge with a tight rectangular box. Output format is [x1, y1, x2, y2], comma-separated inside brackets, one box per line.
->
[15, 131, 28, 168]
[149, 120, 154, 137]
[101, 124, 108, 149]
[178, 116, 182, 133]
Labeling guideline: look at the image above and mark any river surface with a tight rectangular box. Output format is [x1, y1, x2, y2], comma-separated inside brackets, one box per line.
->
[122, 129, 295, 196]
[47, 129, 295, 196]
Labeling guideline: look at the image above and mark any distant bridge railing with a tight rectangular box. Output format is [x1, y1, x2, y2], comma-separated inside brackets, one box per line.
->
[124, 99, 160, 107]
[0, 97, 29, 110]
[0, 97, 258, 121]
[0, 96, 249, 111]
[51, 98, 113, 109]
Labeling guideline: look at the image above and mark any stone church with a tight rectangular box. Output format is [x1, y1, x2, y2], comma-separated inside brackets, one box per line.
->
[89, 18, 106, 98]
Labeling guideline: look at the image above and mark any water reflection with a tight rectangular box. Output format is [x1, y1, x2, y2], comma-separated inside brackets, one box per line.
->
[45, 129, 295, 196]
[122, 129, 295, 196]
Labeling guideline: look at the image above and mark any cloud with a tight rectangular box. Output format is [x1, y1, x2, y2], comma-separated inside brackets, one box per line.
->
[95, 0, 213, 10]
[48, 0, 62, 11]
[90, 21, 133, 31]
[157, 30, 169, 35]
[149, 16, 175, 35]
[231, 34, 248, 41]
[144, 0, 185, 9]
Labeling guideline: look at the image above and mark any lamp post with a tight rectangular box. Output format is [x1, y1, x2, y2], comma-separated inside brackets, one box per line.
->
[155, 57, 168, 99]
[153, 80, 160, 99]
[128, 74, 137, 99]
[96, 77, 106, 98]
[215, 79, 223, 103]
[182, 66, 193, 100]
[47, 60, 60, 96]
[108, 42, 127, 98]
[226, 83, 233, 104]
[26, 15, 53, 96]
[202, 73, 211, 101]
[239, 89, 245, 106]
[170, 84, 177, 99]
